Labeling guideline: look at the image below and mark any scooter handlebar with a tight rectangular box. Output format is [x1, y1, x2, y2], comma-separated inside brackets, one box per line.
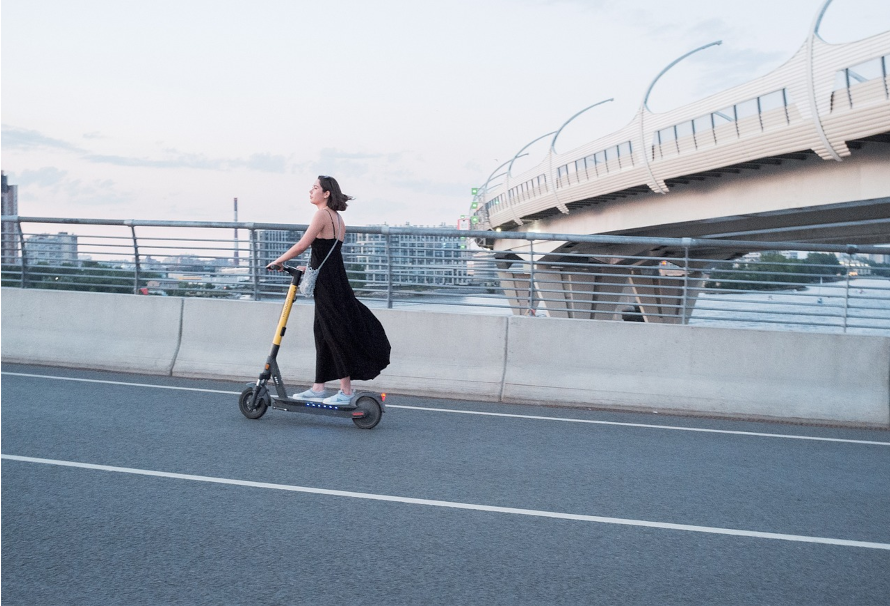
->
[267, 263, 303, 283]
[267, 263, 302, 278]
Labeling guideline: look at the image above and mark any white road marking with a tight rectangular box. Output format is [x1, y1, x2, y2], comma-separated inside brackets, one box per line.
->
[2, 371, 237, 394]
[3, 371, 889, 446]
[3, 454, 889, 551]
[384, 405, 890, 446]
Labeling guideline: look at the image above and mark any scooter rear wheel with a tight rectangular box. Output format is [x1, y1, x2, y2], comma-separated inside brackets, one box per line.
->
[239, 386, 268, 420]
[352, 396, 382, 429]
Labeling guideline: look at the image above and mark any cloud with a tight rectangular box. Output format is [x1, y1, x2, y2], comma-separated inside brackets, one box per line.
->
[13, 171, 132, 211]
[83, 152, 225, 171]
[62, 178, 130, 206]
[305, 149, 467, 197]
[682, 17, 732, 41]
[390, 178, 467, 198]
[464, 160, 484, 173]
[660, 14, 789, 95]
[308, 148, 393, 180]
[687, 46, 787, 97]
[520, 0, 609, 9]
[84, 149, 292, 173]
[15, 167, 69, 188]
[1, 125, 83, 152]
[239, 153, 289, 173]
[4, 124, 297, 174]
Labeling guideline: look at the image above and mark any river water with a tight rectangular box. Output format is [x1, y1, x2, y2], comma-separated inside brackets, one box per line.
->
[359, 277, 890, 336]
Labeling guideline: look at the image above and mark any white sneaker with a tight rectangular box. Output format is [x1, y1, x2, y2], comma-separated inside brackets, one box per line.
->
[293, 388, 326, 400]
[322, 390, 354, 406]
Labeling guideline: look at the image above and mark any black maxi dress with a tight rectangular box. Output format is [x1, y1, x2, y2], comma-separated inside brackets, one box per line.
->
[310, 236, 391, 384]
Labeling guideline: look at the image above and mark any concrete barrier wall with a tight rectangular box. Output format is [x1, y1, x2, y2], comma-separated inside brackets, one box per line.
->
[172, 298, 316, 382]
[502, 317, 890, 426]
[171, 297, 508, 400]
[1, 288, 183, 375]
[2, 288, 888, 426]
[363, 309, 508, 401]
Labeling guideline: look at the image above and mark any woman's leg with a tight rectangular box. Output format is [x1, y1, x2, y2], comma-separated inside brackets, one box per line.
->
[339, 376, 352, 395]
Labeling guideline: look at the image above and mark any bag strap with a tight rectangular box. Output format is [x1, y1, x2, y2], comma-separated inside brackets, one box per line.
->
[314, 210, 341, 271]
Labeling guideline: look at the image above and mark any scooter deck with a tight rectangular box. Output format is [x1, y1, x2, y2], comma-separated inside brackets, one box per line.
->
[270, 395, 362, 418]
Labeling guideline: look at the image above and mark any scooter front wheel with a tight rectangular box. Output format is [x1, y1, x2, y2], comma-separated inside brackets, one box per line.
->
[352, 396, 382, 429]
[239, 386, 268, 420]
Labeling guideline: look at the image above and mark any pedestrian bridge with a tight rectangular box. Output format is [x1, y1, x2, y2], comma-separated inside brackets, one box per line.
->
[470, 8, 890, 323]
[473, 19, 890, 250]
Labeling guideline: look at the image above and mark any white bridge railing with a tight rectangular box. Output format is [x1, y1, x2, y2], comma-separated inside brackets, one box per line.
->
[2, 216, 889, 335]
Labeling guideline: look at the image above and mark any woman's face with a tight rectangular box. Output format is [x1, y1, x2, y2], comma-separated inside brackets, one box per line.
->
[309, 179, 328, 206]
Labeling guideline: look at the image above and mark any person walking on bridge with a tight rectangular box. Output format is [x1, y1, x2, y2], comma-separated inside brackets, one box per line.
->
[267, 175, 390, 405]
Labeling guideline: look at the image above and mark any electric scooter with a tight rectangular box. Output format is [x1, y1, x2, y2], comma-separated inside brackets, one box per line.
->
[238, 264, 385, 429]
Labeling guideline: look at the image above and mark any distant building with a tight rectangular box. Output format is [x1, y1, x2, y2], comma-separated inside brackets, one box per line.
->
[258, 229, 303, 281]
[24, 232, 78, 264]
[351, 224, 470, 287]
[2, 171, 18, 264]
[253, 225, 470, 287]
[862, 253, 890, 265]
[258, 229, 303, 264]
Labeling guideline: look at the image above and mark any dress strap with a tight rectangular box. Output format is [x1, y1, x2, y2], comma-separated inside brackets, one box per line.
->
[325, 209, 343, 242]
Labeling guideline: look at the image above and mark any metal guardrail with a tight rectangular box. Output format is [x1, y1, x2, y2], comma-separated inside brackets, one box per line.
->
[2, 216, 889, 335]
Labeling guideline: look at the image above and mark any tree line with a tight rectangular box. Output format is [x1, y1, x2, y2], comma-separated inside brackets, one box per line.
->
[704, 252, 887, 291]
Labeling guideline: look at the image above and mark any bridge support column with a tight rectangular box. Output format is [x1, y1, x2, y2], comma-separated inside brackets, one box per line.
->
[497, 253, 707, 322]
[627, 265, 705, 324]
[538, 264, 631, 320]
[497, 255, 634, 319]
[495, 254, 535, 315]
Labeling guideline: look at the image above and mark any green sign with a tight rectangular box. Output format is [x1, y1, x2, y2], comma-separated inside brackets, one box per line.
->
[471, 188, 479, 195]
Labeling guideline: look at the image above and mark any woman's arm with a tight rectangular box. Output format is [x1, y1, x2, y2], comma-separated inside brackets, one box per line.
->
[267, 210, 327, 267]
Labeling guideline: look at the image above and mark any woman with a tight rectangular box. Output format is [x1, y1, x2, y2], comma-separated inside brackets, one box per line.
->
[268, 176, 391, 405]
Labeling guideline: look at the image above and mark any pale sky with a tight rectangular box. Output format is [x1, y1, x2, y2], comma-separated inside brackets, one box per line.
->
[3, 0, 889, 227]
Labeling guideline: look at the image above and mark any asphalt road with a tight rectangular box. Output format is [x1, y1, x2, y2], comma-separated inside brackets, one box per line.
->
[2, 362, 889, 605]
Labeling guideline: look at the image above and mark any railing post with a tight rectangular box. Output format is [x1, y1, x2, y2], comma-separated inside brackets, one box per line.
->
[250, 228, 261, 301]
[528, 240, 536, 315]
[16, 219, 29, 288]
[128, 222, 141, 295]
[384, 228, 393, 309]
[681, 238, 691, 324]
[842, 250, 854, 333]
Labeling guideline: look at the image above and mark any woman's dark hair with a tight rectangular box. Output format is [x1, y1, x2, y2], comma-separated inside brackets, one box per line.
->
[318, 175, 353, 212]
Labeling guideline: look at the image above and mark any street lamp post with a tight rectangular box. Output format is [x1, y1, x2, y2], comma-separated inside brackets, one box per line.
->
[550, 99, 613, 154]
[638, 40, 722, 194]
[508, 131, 557, 176]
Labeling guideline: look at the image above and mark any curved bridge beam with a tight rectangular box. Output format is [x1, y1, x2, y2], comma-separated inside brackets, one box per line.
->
[807, 0, 844, 162]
